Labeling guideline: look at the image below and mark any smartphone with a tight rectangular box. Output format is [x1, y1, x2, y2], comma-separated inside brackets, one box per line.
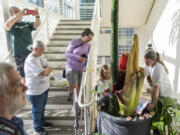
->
[25, 10, 35, 15]
[81, 54, 87, 58]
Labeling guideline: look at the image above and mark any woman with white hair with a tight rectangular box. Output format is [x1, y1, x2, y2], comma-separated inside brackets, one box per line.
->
[24, 40, 52, 135]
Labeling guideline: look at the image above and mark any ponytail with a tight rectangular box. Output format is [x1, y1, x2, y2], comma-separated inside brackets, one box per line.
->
[144, 49, 169, 74]
[156, 52, 169, 74]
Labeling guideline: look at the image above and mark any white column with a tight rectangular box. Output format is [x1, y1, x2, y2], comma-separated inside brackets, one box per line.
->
[0, 0, 11, 61]
[74, 0, 80, 20]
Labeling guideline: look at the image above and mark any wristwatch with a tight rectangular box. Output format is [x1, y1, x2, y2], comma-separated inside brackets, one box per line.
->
[36, 16, 40, 18]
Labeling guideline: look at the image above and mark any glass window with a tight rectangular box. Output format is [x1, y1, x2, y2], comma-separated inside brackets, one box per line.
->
[97, 56, 102, 64]
[105, 56, 110, 64]
[118, 28, 135, 57]
[80, 0, 95, 20]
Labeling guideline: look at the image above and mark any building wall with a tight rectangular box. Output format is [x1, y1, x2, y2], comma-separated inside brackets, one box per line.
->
[137, 0, 180, 102]
[97, 28, 135, 69]
[98, 28, 111, 56]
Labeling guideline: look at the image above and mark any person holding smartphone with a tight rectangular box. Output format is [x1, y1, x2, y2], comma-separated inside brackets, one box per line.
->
[5, 6, 41, 84]
[65, 28, 94, 102]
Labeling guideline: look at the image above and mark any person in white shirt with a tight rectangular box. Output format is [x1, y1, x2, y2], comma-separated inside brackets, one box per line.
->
[24, 41, 52, 135]
[144, 49, 173, 111]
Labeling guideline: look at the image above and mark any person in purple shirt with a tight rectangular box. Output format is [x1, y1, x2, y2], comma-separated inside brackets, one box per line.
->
[65, 28, 94, 101]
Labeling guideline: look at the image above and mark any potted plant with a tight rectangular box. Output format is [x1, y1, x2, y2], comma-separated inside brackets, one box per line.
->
[97, 0, 153, 135]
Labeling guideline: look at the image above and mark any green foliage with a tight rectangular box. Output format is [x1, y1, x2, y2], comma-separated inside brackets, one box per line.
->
[93, 133, 106, 135]
[152, 96, 180, 135]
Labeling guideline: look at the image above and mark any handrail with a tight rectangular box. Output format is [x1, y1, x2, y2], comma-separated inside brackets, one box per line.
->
[77, 1, 101, 134]
[78, 0, 100, 109]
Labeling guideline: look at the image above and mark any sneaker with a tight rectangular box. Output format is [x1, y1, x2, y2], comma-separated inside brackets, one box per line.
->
[36, 128, 48, 135]
[43, 122, 53, 128]
[67, 93, 73, 101]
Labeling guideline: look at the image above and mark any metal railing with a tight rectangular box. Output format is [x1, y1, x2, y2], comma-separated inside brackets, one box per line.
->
[78, 0, 101, 134]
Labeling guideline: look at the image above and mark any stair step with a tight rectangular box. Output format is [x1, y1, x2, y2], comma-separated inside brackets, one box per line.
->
[46, 127, 75, 135]
[48, 41, 70, 45]
[58, 23, 90, 26]
[50, 38, 73, 41]
[56, 25, 90, 29]
[25, 125, 76, 135]
[61, 19, 91, 23]
[45, 53, 65, 59]
[54, 29, 84, 34]
[47, 58, 66, 61]
[22, 104, 72, 110]
[48, 91, 68, 96]
[47, 96, 71, 104]
[49, 87, 67, 91]
[51, 65, 65, 70]
[25, 96, 72, 105]
[52, 34, 80, 39]
[50, 79, 68, 88]
[47, 46, 67, 52]
[45, 51, 65, 54]
[56, 27, 87, 30]
[53, 33, 82, 35]
[24, 121, 84, 135]
[48, 59, 66, 67]
[23, 120, 84, 126]
[20, 116, 75, 121]
[17, 108, 74, 118]
[51, 68, 63, 73]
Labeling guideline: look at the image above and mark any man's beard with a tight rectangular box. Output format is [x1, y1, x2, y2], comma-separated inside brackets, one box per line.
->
[3, 91, 27, 115]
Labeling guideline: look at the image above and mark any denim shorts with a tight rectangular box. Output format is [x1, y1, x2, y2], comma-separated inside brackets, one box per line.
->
[66, 70, 83, 86]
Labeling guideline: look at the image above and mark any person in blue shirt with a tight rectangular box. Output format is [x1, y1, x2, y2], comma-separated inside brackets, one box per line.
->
[0, 62, 28, 135]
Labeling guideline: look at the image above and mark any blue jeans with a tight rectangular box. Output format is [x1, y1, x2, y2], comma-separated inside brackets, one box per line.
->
[27, 90, 49, 132]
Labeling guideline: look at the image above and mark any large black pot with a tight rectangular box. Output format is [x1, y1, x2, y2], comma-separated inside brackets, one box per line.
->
[97, 111, 151, 135]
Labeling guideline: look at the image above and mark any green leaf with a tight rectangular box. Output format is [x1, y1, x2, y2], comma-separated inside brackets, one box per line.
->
[152, 97, 180, 134]
[152, 122, 164, 133]
[159, 97, 180, 108]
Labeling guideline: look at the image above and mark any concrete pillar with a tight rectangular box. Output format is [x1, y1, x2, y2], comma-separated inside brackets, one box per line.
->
[0, 0, 11, 58]
[1, 0, 10, 22]
[74, 0, 80, 20]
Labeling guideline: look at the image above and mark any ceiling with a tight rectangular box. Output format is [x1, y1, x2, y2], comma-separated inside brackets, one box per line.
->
[101, 0, 156, 28]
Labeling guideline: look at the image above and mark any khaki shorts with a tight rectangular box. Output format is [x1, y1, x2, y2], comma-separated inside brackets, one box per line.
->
[66, 70, 83, 86]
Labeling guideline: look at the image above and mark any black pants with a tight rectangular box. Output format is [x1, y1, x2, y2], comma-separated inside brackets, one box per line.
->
[14, 54, 29, 77]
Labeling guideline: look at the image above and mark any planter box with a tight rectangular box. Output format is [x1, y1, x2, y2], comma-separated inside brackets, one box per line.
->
[97, 111, 151, 135]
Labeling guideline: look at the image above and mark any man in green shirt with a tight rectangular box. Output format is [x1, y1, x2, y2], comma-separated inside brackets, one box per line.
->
[5, 6, 41, 83]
